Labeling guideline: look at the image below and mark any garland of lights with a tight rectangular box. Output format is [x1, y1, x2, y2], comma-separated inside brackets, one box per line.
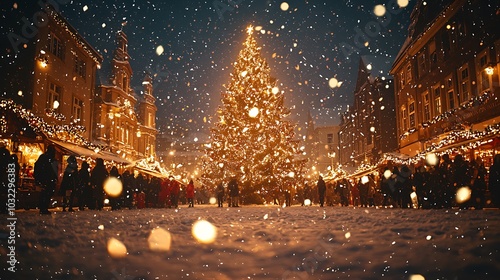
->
[48, 10, 102, 65]
[0, 99, 103, 151]
[400, 91, 492, 140]
[346, 122, 500, 178]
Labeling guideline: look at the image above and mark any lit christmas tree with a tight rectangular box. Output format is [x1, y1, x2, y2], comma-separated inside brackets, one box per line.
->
[202, 26, 306, 203]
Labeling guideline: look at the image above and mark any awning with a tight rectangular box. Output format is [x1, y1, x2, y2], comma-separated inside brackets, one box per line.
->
[49, 139, 131, 165]
[134, 166, 168, 179]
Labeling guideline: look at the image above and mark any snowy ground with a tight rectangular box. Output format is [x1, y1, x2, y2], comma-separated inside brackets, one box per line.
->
[1, 205, 500, 280]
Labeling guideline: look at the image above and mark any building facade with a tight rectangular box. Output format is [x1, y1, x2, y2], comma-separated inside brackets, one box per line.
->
[390, 0, 500, 157]
[93, 30, 157, 162]
[339, 56, 397, 168]
[1, 4, 102, 166]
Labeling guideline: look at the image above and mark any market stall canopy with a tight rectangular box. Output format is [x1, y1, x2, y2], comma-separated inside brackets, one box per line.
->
[49, 139, 131, 165]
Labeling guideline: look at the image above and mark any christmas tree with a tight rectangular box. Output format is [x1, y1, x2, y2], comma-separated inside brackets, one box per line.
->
[202, 26, 306, 203]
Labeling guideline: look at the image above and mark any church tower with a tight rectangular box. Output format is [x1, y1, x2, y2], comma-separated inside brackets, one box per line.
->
[137, 73, 158, 159]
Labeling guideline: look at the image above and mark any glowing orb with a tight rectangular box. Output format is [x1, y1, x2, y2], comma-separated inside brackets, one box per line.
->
[383, 170, 392, 179]
[409, 275, 425, 280]
[397, 0, 409, 8]
[361, 176, 369, 184]
[192, 220, 217, 244]
[104, 177, 123, 197]
[280, 2, 289, 11]
[107, 238, 127, 258]
[148, 228, 172, 252]
[248, 107, 259, 118]
[288, 171, 295, 178]
[328, 78, 338, 88]
[304, 199, 311, 206]
[98, 225, 104, 230]
[272, 87, 279, 94]
[156, 45, 164, 56]
[345, 232, 351, 239]
[366, 64, 372, 70]
[456, 187, 471, 204]
[374, 5, 386, 16]
[218, 162, 224, 168]
[241, 70, 248, 77]
[264, 214, 269, 220]
[82, 5, 88, 12]
[426, 235, 432, 240]
[17, 90, 23, 96]
[370, 126, 375, 132]
[104, 198, 110, 204]
[425, 153, 439, 166]
[209, 197, 217, 205]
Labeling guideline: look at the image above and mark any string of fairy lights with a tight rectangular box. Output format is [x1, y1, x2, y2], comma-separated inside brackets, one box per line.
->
[399, 91, 492, 140]
[347, 122, 500, 179]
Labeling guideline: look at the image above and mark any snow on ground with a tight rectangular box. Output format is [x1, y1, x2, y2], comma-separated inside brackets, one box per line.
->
[2, 205, 500, 280]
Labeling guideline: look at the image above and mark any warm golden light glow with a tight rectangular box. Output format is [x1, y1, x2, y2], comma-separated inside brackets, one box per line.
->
[425, 153, 439, 166]
[148, 228, 172, 251]
[456, 187, 471, 204]
[103, 177, 123, 197]
[192, 220, 217, 244]
[107, 238, 127, 258]
[485, 66, 494, 75]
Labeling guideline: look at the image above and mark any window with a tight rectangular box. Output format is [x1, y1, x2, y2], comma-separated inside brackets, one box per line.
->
[148, 112, 154, 127]
[433, 85, 442, 115]
[401, 106, 408, 131]
[406, 63, 412, 83]
[48, 82, 62, 112]
[400, 71, 405, 88]
[429, 40, 437, 67]
[446, 76, 455, 110]
[48, 33, 64, 60]
[423, 91, 431, 121]
[74, 55, 86, 78]
[459, 65, 470, 103]
[478, 53, 490, 91]
[122, 74, 129, 93]
[448, 90, 455, 110]
[409, 101, 415, 128]
[72, 97, 83, 124]
[327, 133, 334, 151]
[417, 52, 426, 78]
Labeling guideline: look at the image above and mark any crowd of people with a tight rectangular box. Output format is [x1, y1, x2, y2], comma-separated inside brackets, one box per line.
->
[2, 144, 500, 213]
[317, 154, 500, 209]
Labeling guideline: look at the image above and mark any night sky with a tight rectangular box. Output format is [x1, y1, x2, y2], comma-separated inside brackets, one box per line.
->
[13, 0, 416, 140]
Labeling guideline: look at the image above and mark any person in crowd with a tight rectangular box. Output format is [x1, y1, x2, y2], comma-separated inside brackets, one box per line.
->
[34, 145, 58, 214]
[397, 165, 413, 208]
[159, 177, 171, 208]
[335, 178, 350, 207]
[438, 154, 454, 208]
[413, 165, 428, 209]
[150, 177, 161, 208]
[453, 154, 471, 209]
[186, 179, 195, 207]
[350, 180, 360, 207]
[470, 157, 487, 210]
[216, 182, 225, 207]
[121, 171, 134, 209]
[303, 183, 312, 206]
[228, 177, 239, 207]
[78, 161, 91, 211]
[317, 175, 326, 207]
[284, 185, 292, 207]
[358, 176, 369, 207]
[168, 176, 180, 208]
[380, 167, 394, 208]
[59, 155, 78, 212]
[488, 154, 500, 207]
[90, 158, 108, 210]
[109, 166, 121, 210]
[0, 145, 12, 214]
